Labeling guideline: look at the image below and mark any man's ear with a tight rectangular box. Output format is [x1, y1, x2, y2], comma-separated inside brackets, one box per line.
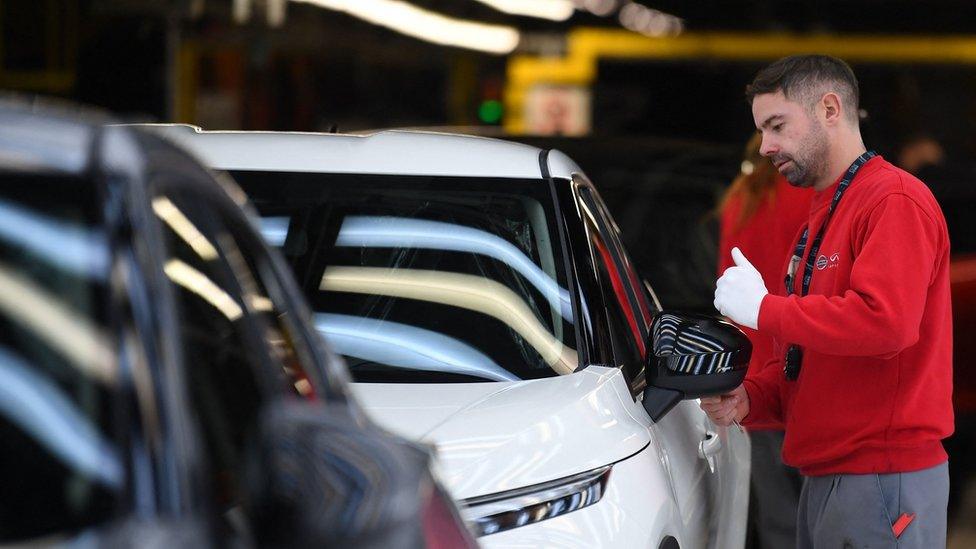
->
[821, 92, 843, 126]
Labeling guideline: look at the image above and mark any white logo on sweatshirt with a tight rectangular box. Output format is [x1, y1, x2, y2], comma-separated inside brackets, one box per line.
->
[817, 253, 841, 270]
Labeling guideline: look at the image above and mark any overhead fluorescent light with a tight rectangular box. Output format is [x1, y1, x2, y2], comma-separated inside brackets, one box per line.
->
[292, 0, 521, 54]
[581, 0, 617, 17]
[618, 1, 683, 37]
[471, 0, 575, 21]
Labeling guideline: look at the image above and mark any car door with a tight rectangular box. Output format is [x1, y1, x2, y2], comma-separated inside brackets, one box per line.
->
[575, 175, 734, 548]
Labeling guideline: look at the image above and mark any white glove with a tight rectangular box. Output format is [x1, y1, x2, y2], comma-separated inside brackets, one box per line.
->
[714, 247, 768, 330]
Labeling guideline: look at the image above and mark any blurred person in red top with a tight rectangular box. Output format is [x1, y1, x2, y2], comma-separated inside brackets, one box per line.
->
[717, 131, 813, 549]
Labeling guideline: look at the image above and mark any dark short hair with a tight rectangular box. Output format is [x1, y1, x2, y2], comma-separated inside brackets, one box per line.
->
[746, 55, 860, 122]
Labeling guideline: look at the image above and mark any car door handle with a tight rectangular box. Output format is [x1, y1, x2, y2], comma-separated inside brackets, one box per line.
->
[698, 432, 722, 473]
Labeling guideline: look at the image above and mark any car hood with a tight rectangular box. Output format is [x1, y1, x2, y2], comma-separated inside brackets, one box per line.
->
[349, 366, 653, 500]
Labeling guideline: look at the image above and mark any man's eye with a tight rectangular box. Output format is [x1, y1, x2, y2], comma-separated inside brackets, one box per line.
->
[773, 123, 784, 132]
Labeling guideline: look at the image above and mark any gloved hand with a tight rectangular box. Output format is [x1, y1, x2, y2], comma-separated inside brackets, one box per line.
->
[714, 247, 767, 330]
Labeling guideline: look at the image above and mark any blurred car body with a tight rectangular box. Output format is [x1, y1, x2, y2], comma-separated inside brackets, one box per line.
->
[155, 125, 752, 548]
[0, 104, 474, 548]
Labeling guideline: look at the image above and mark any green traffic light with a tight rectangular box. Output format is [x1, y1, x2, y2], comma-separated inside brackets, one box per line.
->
[478, 100, 503, 124]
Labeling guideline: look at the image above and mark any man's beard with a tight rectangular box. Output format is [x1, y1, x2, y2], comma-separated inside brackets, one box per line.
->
[773, 124, 829, 188]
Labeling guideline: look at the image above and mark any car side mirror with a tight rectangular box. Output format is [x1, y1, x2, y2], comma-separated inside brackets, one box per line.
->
[641, 311, 751, 422]
[243, 399, 433, 548]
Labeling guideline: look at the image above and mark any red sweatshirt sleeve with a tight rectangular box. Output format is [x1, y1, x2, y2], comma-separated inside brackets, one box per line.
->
[741, 354, 784, 428]
[758, 193, 945, 357]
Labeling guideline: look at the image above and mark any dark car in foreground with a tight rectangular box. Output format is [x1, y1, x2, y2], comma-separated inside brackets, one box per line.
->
[0, 103, 474, 548]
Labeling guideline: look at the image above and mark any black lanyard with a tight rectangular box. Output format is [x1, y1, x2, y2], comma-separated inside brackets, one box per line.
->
[783, 150, 876, 380]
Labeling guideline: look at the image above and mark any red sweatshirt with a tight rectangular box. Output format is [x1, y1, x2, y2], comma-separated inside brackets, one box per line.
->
[742, 155, 954, 476]
[719, 176, 813, 430]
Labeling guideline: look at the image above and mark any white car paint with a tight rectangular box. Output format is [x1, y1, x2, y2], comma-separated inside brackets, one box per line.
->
[349, 367, 650, 500]
[351, 365, 749, 549]
[144, 125, 751, 548]
[132, 124, 583, 180]
[477, 443, 675, 548]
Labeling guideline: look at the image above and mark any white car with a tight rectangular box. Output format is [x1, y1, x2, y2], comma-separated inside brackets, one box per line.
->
[149, 125, 751, 548]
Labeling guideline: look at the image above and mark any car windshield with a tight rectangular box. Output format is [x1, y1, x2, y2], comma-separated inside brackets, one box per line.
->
[232, 171, 578, 383]
[0, 171, 120, 540]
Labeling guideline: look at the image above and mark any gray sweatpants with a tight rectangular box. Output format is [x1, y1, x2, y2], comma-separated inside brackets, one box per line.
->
[797, 462, 949, 549]
[750, 430, 802, 549]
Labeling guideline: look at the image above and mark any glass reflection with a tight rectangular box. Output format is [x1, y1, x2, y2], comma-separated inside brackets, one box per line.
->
[652, 314, 734, 375]
[164, 259, 243, 320]
[0, 262, 116, 385]
[320, 266, 577, 374]
[315, 313, 518, 382]
[0, 347, 121, 488]
[0, 198, 108, 279]
[335, 216, 573, 322]
[152, 196, 218, 260]
[0, 171, 119, 540]
[259, 216, 290, 247]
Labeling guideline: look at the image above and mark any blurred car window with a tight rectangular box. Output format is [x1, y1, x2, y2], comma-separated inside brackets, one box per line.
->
[156, 185, 343, 531]
[0, 171, 121, 541]
[155, 189, 267, 520]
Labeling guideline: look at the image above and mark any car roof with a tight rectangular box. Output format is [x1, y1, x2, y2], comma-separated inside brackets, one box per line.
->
[0, 103, 103, 175]
[137, 124, 583, 181]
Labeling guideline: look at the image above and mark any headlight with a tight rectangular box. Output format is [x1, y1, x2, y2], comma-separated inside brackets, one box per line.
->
[460, 465, 612, 537]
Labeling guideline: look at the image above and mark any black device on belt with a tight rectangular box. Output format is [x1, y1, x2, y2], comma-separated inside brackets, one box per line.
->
[783, 151, 877, 380]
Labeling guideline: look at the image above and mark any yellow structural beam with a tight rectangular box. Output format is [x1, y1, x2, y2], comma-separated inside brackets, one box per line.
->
[0, 72, 75, 93]
[175, 40, 200, 124]
[505, 28, 976, 134]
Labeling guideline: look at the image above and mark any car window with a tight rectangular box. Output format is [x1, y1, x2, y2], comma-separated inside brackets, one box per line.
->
[577, 180, 654, 382]
[155, 188, 331, 531]
[155, 190, 267, 516]
[154, 191, 326, 401]
[233, 171, 579, 383]
[0, 172, 121, 541]
[584, 184, 658, 328]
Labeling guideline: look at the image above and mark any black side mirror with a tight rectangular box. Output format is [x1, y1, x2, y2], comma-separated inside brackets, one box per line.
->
[243, 400, 433, 548]
[641, 311, 751, 422]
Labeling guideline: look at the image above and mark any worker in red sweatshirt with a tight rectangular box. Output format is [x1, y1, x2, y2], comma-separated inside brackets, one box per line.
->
[703, 55, 953, 548]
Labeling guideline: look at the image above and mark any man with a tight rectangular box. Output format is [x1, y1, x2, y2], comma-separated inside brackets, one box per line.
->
[703, 55, 953, 548]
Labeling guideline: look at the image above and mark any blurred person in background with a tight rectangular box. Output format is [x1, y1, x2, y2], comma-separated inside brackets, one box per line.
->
[717, 131, 813, 549]
[897, 134, 946, 176]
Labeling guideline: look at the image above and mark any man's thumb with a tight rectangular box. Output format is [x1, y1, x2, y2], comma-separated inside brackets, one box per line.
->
[731, 247, 755, 270]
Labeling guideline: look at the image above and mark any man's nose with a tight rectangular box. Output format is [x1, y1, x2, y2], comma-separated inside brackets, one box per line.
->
[759, 135, 778, 157]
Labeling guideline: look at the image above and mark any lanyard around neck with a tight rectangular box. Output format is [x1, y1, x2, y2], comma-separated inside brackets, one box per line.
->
[785, 151, 876, 297]
[782, 151, 876, 381]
